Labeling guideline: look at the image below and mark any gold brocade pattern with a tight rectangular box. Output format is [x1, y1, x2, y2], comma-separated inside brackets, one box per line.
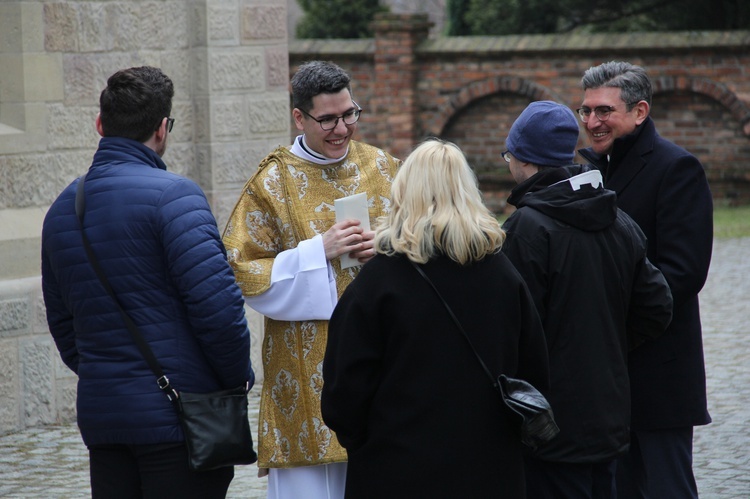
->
[222, 141, 400, 468]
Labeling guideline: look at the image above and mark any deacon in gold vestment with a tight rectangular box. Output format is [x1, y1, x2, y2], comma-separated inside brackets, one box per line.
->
[222, 61, 399, 499]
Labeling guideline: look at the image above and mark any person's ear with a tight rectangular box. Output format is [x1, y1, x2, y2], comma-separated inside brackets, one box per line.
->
[153, 117, 168, 143]
[633, 100, 650, 125]
[292, 108, 305, 132]
[95, 113, 104, 137]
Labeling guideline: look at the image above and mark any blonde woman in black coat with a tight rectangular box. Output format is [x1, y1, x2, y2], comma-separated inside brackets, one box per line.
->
[321, 139, 550, 498]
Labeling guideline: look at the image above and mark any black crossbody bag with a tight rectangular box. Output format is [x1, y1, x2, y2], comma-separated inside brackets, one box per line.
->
[75, 173, 257, 471]
[410, 260, 559, 449]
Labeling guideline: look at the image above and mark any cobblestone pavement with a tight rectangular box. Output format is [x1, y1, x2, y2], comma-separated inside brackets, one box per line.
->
[692, 237, 750, 498]
[1, 238, 748, 498]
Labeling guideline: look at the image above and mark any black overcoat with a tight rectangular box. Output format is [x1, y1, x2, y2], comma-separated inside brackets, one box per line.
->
[579, 117, 713, 429]
[322, 252, 550, 498]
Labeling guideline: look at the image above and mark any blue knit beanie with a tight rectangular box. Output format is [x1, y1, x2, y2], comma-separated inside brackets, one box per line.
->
[506, 101, 580, 167]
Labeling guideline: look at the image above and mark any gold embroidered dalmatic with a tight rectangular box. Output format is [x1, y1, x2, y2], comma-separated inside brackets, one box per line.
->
[222, 140, 399, 468]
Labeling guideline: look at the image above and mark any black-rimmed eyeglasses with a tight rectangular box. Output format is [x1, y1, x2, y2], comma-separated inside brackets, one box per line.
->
[299, 103, 362, 131]
[156, 117, 175, 133]
[575, 102, 640, 123]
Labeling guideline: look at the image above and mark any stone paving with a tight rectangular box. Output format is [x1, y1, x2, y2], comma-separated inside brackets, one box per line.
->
[0, 238, 748, 498]
[692, 237, 750, 498]
[0, 390, 267, 499]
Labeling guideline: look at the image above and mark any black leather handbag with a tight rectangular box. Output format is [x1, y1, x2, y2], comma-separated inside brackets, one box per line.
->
[76, 173, 257, 471]
[177, 386, 257, 471]
[411, 261, 560, 449]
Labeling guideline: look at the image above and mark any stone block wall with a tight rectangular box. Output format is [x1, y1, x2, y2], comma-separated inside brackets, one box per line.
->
[0, 278, 77, 436]
[0, 0, 288, 435]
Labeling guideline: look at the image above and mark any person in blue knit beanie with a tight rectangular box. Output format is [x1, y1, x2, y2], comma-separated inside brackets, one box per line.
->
[504, 100, 580, 168]
[500, 100, 673, 498]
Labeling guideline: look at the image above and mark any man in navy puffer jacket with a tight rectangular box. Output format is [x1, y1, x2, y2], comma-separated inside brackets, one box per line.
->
[41, 66, 253, 498]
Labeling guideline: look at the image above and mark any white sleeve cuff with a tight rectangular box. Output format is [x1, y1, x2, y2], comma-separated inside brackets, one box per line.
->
[245, 235, 338, 321]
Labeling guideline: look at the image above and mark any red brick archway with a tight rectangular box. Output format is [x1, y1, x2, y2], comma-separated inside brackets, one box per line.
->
[652, 75, 750, 136]
[426, 76, 564, 137]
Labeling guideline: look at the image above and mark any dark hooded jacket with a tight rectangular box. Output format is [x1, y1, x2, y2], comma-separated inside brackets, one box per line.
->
[501, 164, 673, 463]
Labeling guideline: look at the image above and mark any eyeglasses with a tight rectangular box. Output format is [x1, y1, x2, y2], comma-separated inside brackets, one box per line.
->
[502, 150, 511, 163]
[299, 103, 362, 131]
[157, 117, 175, 133]
[575, 102, 639, 123]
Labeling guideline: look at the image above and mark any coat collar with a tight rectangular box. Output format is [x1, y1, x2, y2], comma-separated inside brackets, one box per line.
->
[578, 117, 656, 193]
[92, 136, 168, 171]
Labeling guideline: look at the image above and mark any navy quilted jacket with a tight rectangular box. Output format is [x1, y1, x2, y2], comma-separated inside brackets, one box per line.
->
[41, 137, 253, 447]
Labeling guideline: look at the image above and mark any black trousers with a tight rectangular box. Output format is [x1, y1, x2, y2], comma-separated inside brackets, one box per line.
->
[524, 457, 617, 499]
[88, 442, 234, 499]
[616, 427, 699, 499]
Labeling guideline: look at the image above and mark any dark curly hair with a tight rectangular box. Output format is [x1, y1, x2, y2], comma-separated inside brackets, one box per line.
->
[291, 61, 352, 112]
[99, 66, 174, 142]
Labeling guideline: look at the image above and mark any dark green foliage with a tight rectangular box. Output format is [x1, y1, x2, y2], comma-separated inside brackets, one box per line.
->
[296, 0, 389, 39]
[446, 0, 470, 35]
[447, 0, 750, 36]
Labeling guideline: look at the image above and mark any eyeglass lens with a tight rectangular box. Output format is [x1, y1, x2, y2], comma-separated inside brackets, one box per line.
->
[502, 151, 511, 163]
[576, 106, 614, 123]
[318, 109, 361, 131]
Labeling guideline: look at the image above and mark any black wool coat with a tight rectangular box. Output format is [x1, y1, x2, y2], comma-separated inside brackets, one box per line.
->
[322, 252, 550, 499]
[579, 116, 714, 429]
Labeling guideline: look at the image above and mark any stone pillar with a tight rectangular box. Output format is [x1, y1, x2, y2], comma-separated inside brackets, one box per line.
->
[191, 0, 290, 385]
[371, 13, 432, 160]
[192, 0, 289, 230]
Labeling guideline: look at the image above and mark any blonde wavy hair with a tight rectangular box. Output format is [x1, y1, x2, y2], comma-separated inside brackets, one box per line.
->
[374, 139, 505, 264]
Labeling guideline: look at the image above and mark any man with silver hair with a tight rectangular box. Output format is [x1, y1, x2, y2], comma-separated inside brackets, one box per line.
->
[578, 61, 713, 498]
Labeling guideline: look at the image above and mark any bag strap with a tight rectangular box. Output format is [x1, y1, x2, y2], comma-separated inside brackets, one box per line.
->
[75, 174, 178, 401]
[409, 260, 498, 390]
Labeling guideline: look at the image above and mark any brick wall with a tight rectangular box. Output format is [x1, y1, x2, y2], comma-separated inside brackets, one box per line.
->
[291, 16, 750, 211]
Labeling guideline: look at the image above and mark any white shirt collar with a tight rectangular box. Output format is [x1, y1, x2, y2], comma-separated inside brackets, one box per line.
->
[290, 135, 349, 165]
